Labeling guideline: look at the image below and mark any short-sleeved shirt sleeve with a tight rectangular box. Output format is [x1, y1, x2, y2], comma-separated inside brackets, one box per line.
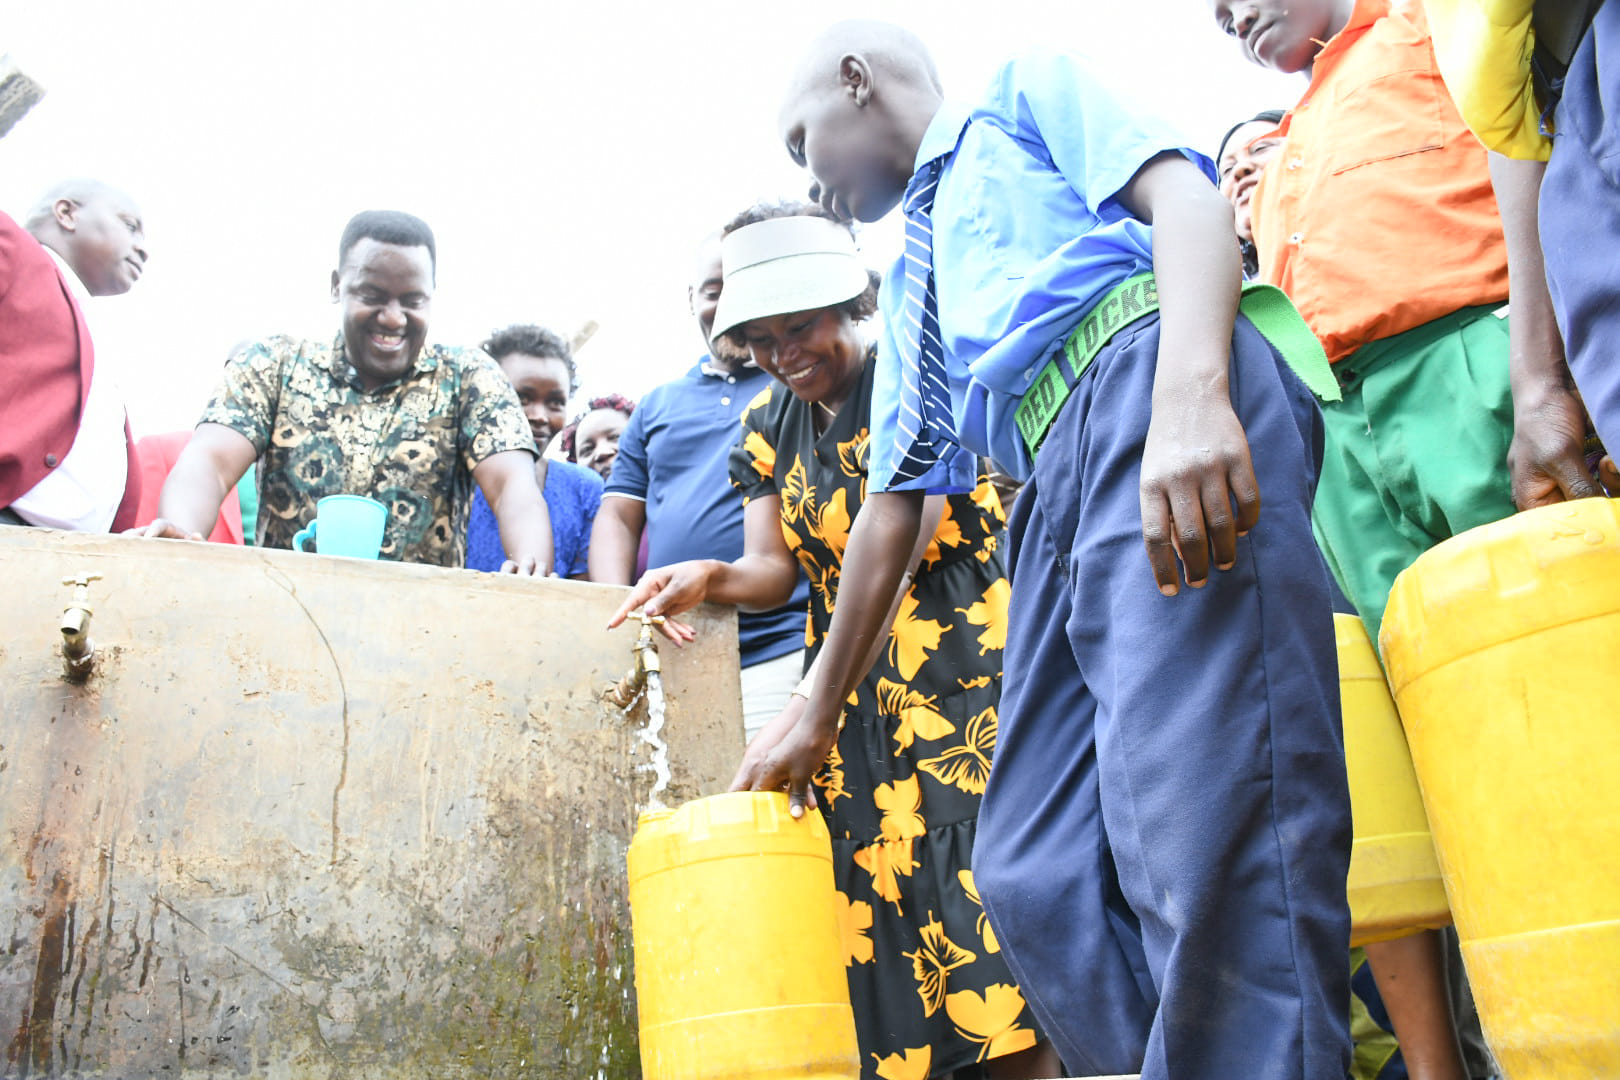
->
[198, 337, 291, 452]
[456, 350, 538, 474]
[604, 402, 651, 500]
[728, 385, 781, 505]
[1424, 0, 1549, 159]
[869, 53, 1214, 491]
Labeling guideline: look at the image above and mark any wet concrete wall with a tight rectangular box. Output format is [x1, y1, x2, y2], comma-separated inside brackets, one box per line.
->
[0, 528, 744, 1078]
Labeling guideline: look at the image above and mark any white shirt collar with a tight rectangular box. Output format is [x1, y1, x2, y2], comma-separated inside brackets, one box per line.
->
[44, 246, 92, 307]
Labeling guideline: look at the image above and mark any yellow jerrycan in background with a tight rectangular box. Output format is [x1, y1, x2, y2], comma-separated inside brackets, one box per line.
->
[1336, 613, 1451, 947]
[628, 792, 860, 1080]
[1382, 498, 1620, 1078]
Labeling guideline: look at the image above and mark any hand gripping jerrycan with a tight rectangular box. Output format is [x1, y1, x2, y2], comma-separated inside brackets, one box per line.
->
[1336, 613, 1451, 947]
[1382, 498, 1620, 1078]
[627, 792, 860, 1080]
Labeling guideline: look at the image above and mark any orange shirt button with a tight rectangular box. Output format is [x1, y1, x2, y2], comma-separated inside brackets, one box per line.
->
[1290, 233, 1304, 245]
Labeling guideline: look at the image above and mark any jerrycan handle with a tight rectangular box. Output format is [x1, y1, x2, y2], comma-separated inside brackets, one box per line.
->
[293, 520, 318, 552]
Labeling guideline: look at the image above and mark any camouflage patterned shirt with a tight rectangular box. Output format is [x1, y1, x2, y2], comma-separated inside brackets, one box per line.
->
[199, 333, 535, 566]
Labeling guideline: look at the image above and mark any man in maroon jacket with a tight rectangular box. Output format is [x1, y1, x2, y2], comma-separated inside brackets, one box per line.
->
[0, 179, 148, 530]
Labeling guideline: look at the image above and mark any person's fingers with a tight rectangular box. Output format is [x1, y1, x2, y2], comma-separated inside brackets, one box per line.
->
[499, 559, 517, 574]
[786, 755, 824, 819]
[728, 755, 761, 793]
[1600, 455, 1620, 495]
[1551, 455, 1603, 502]
[1201, 476, 1239, 574]
[748, 754, 791, 796]
[607, 587, 650, 628]
[1228, 454, 1262, 537]
[655, 620, 695, 647]
[1168, 483, 1212, 589]
[608, 573, 668, 628]
[641, 575, 682, 616]
[1139, 487, 1180, 596]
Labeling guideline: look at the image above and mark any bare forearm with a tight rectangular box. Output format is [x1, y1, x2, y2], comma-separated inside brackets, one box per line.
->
[157, 450, 232, 537]
[492, 484, 554, 571]
[1489, 153, 1567, 390]
[588, 497, 644, 584]
[800, 490, 926, 733]
[706, 553, 800, 612]
[1149, 186, 1242, 403]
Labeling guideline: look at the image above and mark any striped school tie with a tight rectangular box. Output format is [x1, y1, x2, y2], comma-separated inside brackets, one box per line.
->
[890, 158, 961, 485]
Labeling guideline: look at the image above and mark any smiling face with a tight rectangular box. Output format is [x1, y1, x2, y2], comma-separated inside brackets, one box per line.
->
[778, 70, 910, 224]
[331, 239, 433, 391]
[736, 305, 865, 408]
[690, 239, 749, 366]
[1218, 120, 1284, 243]
[1209, 0, 1349, 74]
[59, 189, 148, 296]
[496, 352, 571, 448]
[573, 408, 628, 481]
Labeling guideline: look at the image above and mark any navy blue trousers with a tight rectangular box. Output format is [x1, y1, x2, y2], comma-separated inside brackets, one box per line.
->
[1542, 0, 1620, 455]
[973, 313, 1352, 1080]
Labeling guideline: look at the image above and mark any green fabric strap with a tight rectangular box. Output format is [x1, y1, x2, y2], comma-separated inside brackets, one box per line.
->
[1015, 273, 1338, 459]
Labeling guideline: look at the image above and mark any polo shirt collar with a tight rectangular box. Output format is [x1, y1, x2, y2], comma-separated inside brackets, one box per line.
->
[914, 101, 974, 173]
[698, 353, 759, 379]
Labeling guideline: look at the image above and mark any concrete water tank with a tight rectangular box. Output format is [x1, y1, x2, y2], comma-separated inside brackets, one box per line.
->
[0, 528, 744, 1078]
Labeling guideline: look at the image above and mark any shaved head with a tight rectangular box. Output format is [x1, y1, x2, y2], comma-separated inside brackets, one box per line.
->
[778, 20, 945, 223]
[787, 19, 942, 101]
[24, 178, 148, 296]
[23, 178, 128, 231]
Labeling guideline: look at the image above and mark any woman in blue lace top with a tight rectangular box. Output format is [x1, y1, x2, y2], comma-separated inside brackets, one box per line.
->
[465, 324, 602, 578]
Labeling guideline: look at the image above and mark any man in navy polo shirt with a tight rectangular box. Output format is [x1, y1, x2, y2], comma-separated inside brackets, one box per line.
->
[589, 235, 809, 741]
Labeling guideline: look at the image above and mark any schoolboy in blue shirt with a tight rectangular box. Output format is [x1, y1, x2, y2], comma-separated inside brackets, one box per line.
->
[735, 20, 1354, 1080]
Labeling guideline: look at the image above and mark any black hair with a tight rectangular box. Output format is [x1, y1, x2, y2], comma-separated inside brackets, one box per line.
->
[1216, 110, 1287, 279]
[338, 210, 437, 278]
[1216, 110, 1287, 169]
[481, 323, 578, 393]
[560, 395, 637, 460]
[719, 200, 882, 335]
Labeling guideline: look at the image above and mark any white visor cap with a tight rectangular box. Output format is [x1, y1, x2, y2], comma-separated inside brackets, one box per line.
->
[711, 216, 871, 342]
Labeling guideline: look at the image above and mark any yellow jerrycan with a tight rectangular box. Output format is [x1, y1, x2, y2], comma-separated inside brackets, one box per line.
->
[1336, 613, 1451, 947]
[628, 791, 860, 1080]
[1382, 498, 1620, 1078]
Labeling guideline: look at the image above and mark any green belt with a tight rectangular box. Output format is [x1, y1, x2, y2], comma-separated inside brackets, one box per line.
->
[1014, 273, 1339, 459]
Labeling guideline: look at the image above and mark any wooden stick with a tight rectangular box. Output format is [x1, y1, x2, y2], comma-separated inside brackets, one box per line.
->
[0, 55, 45, 141]
[570, 319, 599, 354]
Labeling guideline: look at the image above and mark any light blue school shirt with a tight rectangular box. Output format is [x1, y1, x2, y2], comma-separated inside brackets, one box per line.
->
[868, 51, 1216, 494]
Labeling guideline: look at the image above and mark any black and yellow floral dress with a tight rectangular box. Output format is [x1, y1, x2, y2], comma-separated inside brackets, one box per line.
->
[729, 350, 1042, 1080]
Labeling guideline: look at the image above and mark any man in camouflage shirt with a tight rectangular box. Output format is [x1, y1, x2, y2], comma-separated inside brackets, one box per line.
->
[139, 210, 553, 572]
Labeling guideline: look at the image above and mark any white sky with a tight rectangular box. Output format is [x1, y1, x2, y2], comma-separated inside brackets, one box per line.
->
[2, 0, 1300, 437]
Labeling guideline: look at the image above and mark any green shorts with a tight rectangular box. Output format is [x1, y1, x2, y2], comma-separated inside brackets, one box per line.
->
[1311, 305, 1517, 648]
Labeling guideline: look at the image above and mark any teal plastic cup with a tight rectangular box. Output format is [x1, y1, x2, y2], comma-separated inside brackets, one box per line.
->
[292, 495, 387, 559]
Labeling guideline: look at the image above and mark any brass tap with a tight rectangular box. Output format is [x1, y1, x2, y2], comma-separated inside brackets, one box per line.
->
[602, 612, 665, 710]
[60, 571, 101, 682]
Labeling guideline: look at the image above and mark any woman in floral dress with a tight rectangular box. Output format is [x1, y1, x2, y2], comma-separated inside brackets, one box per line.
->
[612, 204, 1058, 1080]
